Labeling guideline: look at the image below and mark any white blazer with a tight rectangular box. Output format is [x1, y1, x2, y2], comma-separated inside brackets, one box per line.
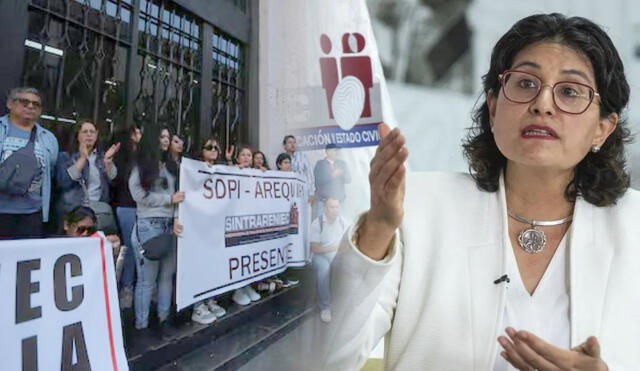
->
[320, 172, 640, 371]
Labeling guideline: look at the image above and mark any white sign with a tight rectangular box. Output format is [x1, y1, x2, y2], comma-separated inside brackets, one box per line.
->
[259, 0, 398, 220]
[176, 158, 310, 310]
[0, 235, 128, 371]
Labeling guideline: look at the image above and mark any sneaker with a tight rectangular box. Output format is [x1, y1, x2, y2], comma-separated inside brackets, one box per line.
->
[232, 288, 251, 306]
[119, 287, 134, 310]
[282, 276, 299, 288]
[257, 281, 276, 293]
[245, 285, 261, 301]
[206, 299, 226, 318]
[191, 303, 216, 325]
[320, 309, 332, 323]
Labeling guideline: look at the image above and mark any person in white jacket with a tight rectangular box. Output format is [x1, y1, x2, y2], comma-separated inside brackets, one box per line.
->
[320, 13, 640, 371]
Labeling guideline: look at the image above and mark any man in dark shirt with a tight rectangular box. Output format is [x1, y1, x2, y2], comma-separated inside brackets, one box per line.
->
[313, 144, 351, 220]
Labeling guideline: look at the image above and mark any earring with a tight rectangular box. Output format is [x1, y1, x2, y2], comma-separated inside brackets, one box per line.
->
[591, 145, 601, 153]
[490, 126, 494, 133]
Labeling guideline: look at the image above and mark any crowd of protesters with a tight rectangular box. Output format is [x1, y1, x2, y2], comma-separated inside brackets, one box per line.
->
[0, 86, 352, 340]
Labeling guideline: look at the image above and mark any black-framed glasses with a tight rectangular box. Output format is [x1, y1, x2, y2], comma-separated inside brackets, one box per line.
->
[13, 97, 42, 108]
[203, 144, 220, 151]
[499, 70, 600, 115]
[76, 225, 97, 236]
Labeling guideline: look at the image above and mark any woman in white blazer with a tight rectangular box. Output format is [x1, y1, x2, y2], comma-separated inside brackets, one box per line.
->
[320, 14, 640, 371]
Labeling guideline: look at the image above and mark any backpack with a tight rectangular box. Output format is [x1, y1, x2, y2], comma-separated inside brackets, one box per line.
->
[0, 128, 40, 196]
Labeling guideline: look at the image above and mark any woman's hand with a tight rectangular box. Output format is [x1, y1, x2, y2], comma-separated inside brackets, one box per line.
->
[225, 144, 235, 162]
[79, 142, 91, 158]
[104, 142, 121, 162]
[173, 219, 183, 237]
[104, 142, 121, 172]
[356, 123, 408, 260]
[106, 234, 122, 259]
[171, 191, 185, 204]
[498, 327, 608, 371]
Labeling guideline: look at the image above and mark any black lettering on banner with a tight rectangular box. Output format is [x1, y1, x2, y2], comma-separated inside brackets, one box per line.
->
[61, 322, 91, 371]
[54, 254, 84, 311]
[16, 259, 42, 324]
[203, 178, 214, 199]
[281, 182, 290, 200]
[241, 255, 251, 276]
[228, 179, 239, 199]
[270, 249, 276, 266]
[215, 179, 227, 199]
[252, 252, 260, 272]
[273, 181, 281, 199]
[260, 250, 269, 270]
[229, 258, 239, 280]
[254, 181, 264, 199]
[22, 336, 38, 371]
[263, 181, 273, 198]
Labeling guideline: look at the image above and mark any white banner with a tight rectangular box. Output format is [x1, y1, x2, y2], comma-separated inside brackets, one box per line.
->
[0, 235, 128, 371]
[176, 158, 310, 310]
[260, 0, 397, 220]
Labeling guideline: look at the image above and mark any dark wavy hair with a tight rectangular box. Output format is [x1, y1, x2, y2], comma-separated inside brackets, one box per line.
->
[252, 150, 270, 170]
[276, 152, 291, 170]
[69, 120, 102, 154]
[462, 13, 631, 207]
[136, 125, 178, 192]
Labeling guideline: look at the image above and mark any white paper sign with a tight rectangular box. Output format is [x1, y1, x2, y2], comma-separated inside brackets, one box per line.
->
[176, 158, 310, 310]
[0, 235, 128, 371]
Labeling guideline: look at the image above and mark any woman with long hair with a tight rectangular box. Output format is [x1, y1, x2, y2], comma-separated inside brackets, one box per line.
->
[169, 133, 185, 164]
[129, 124, 184, 330]
[56, 120, 120, 218]
[252, 150, 270, 171]
[111, 123, 142, 308]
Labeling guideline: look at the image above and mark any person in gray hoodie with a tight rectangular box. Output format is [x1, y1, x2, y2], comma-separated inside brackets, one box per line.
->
[129, 125, 184, 330]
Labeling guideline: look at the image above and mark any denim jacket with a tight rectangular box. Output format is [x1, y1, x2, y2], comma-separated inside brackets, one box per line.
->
[0, 115, 59, 222]
[56, 150, 114, 213]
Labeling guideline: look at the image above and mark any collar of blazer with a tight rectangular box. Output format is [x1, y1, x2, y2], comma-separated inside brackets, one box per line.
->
[466, 173, 610, 369]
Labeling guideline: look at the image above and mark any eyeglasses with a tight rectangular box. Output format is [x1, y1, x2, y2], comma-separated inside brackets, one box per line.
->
[499, 70, 600, 115]
[76, 225, 97, 235]
[13, 97, 42, 109]
[203, 144, 220, 151]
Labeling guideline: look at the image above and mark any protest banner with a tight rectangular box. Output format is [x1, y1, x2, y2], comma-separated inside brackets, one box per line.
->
[176, 158, 310, 310]
[259, 0, 398, 219]
[0, 235, 128, 371]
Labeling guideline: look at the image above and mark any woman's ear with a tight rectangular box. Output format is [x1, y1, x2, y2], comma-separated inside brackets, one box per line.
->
[486, 90, 497, 129]
[593, 112, 618, 148]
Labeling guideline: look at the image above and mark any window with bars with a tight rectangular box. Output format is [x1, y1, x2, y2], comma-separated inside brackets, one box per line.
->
[211, 29, 244, 147]
[19, 0, 249, 153]
[22, 0, 133, 148]
[134, 0, 202, 150]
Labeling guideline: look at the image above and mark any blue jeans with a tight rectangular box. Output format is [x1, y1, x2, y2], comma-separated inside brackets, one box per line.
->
[132, 217, 175, 329]
[116, 207, 136, 290]
[312, 252, 336, 310]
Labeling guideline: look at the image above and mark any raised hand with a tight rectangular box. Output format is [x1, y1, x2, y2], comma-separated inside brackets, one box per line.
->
[79, 142, 91, 158]
[104, 142, 121, 161]
[498, 327, 608, 371]
[356, 123, 409, 260]
[225, 144, 235, 162]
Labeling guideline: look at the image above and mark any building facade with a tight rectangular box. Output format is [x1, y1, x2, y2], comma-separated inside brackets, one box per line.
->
[0, 0, 259, 153]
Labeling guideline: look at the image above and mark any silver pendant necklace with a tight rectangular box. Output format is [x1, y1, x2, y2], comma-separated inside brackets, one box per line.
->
[507, 211, 573, 254]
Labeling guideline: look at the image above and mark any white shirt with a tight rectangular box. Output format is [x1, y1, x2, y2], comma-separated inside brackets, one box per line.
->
[310, 214, 349, 254]
[494, 229, 571, 371]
